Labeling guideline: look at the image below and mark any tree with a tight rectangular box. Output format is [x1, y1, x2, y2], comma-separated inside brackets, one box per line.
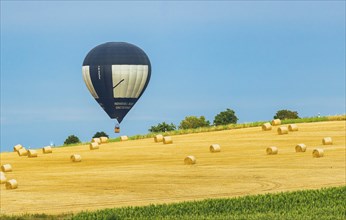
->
[179, 116, 210, 129]
[93, 131, 109, 138]
[64, 135, 81, 145]
[274, 109, 300, 120]
[149, 122, 176, 133]
[213, 108, 238, 126]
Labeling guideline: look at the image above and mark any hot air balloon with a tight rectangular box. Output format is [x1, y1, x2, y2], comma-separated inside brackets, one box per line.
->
[82, 42, 151, 133]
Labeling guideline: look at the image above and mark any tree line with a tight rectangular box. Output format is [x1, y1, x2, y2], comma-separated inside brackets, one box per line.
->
[64, 109, 299, 144]
[149, 109, 299, 133]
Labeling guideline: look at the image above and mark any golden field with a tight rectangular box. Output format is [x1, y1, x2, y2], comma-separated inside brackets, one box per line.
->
[0, 121, 345, 215]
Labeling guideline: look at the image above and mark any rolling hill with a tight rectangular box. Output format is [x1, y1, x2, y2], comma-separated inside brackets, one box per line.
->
[0, 121, 345, 215]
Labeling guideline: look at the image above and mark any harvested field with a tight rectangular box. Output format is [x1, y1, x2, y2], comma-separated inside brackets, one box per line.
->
[0, 121, 345, 215]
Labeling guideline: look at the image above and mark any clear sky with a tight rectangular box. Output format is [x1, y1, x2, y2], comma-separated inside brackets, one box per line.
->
[1, 1, 345, 152]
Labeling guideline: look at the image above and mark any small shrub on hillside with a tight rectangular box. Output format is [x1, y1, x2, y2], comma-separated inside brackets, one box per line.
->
[149, 122, 176, 133]
[179, 116, 210, 129]
[93, 131, 109, 138]
[274, 109, 300, 120]
[214, 108, 238, 126]
[64, 135, 81, 145]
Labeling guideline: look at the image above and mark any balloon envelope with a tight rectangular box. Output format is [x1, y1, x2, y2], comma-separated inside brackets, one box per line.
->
[82, 42, 151, 123]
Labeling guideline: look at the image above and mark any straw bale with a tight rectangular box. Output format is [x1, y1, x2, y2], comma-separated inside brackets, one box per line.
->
[295, 144, 307, 152]
[71, 154, 82, 162]
[92, 138, 101, 144]
[154, 134, 164, 143]
[163, 136, 173, 144]
[210, 144, 221, 153]
[277, 126, 288, 135]
[100, 136, 108, 143]
[313, 148, 324, 158]
[322, 137, 333, 145]
[120, 136, 128, 141]
[266, 146, 278, 155]
[288, 124, 298, 131]
[17, 148, 28, 156]
[42, 146, 52, 154]
[184, 156, 196, 165]
[262, 123, 272, 131]
[0, 172, 7, 184]
[13, 144, 23, 152]
[28, 149, 38, 158]
[5, 179, 18, 190]
[271, 119, 281, 126]
[1, 164, 12, 172]
[89, 142, 99, 150]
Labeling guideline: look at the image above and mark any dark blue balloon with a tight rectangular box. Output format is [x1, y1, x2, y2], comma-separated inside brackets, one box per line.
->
[82, 42, 151, 123]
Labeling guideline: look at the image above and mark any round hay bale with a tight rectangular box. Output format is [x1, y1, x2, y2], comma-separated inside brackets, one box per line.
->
[262, 123, 272, 131]
[120, 136, 128, 141]
[17, 148, 28, 156]
[295, 144, 307, 152]
[154, 134, 164, 143]
[322, 137, 333, 145]
[266, 146, 278, 155]
[1, 164, 12, 172]
[277, 126, 288, 135]
[271, 119, 281, 126]
[13, 144, 23, 152]
[184, 156, 196, 165]
[210, 144, 221, 153]
[313, 148, 324, 158]
[92, 138, 101, 144]
[89, 142, 99, 150]
[288, 124, 298, 131]
[42, 146, 52, 154]
[163, 136, 173, 144]
[100, 136, 108, 143]
[5, 179, 18, 190]
[0, 172, 7, 184]
[70, 154, 82, 162]
[28, 149, 38, 158]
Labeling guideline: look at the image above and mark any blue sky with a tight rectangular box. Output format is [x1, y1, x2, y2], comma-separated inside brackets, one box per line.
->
[1, 1, 345, 152]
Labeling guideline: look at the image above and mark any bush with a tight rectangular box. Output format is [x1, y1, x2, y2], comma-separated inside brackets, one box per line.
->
[213, 108, 238, 126]
[93, 131, 109, 138]
[149, 122, 176, 133]
[179, 116, 210, 129]
[64, 135, 81, 145]
[274, 109, 300, 120]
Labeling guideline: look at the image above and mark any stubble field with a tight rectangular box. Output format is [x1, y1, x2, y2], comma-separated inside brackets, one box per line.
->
[0, 121, 345, 215]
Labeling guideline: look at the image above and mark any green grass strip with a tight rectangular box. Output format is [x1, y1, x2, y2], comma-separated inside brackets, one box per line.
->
[1, 186, 345, 220]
